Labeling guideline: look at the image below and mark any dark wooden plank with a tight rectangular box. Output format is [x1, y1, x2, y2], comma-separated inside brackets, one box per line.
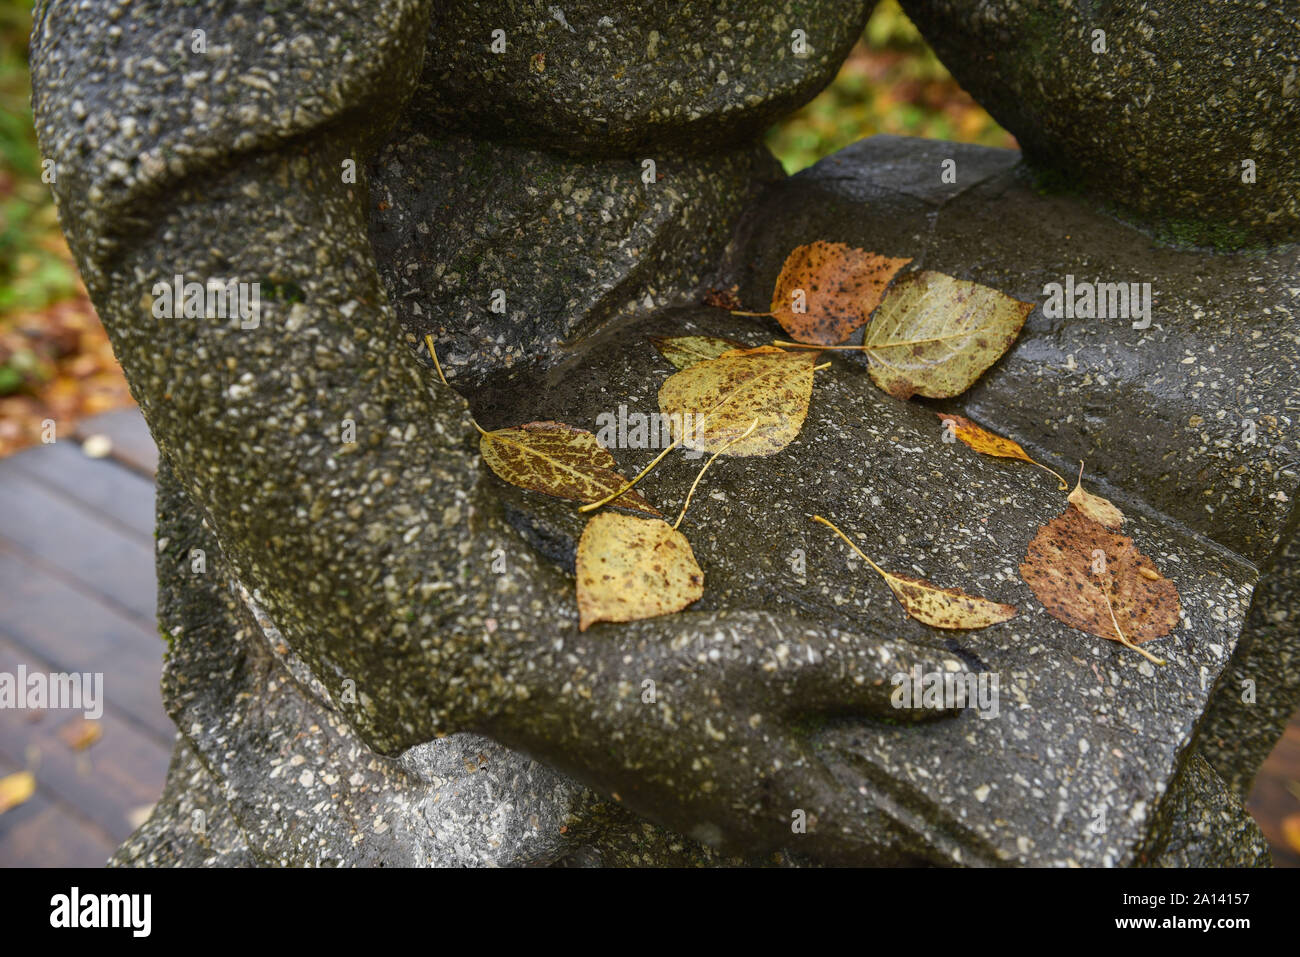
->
[0, 794, 117, 868]
[0, 637, 171, 843]
[0, 553, 171, 740]
[4, 442, 155, 541]
[74, 408, 158, 477]
[0, 471, 156, 622]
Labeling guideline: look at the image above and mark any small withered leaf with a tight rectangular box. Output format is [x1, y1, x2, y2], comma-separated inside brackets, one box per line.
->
[813, 515, 1016, 630]
[701, 287, 742, 311]
[1068, 463, 1125, 529]
[938, 413, 1067, 488]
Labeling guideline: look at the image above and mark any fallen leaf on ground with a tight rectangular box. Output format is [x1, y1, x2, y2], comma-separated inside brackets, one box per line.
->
[813, 515, 1016, 629]
[1068, 461, 1124, 529]
[58, 717, 102, 751]
[938, 413, 1067, 488]
[864, 271, 1032, 399]
[576, 512, 704, 630]
[737, 241, 911, 345]
[649, 335, 749, 370]
[1283, 813, 1300, 855]
[0, 771, 36, 815]
[1019, 505, 1180, 657]
[658, 349, 824, 456]
[480, 421, 660, 516]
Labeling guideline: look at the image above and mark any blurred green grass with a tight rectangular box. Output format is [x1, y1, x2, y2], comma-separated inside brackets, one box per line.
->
[1, 0, 78, 319]
[765, 1, 1015, 173]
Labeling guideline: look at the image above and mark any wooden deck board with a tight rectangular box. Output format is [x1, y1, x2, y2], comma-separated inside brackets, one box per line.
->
[6, 441, 155, 541]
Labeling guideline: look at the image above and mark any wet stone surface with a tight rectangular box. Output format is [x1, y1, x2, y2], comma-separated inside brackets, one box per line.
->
[900, 0, 1300, 246]
[418, 0, 872, 154]
[722, 135, 1300, 803]
[464, 298, 1261, 866]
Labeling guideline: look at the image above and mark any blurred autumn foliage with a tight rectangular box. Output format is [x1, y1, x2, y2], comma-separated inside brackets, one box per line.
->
[765, 2, 1016, 173]
[0, 1, 131, 456]
[0, 0, 1012, 457]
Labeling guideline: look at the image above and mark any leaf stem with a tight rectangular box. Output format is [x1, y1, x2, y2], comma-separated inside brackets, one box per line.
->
[810, 514, 887, 577]
[1101, 583, 1166, 666]
[1034, 460, 1069, 491]
[730, 310, 774, 318]
[674, 418, 759, 530]
[579, 436, 683, 513]
[427, 334, 490, 436]
[424, 334, 450, 387]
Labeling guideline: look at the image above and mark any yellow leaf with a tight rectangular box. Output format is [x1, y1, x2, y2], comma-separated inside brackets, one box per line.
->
[812, 515, 1016, 630]
[576, 513, 704, 631]
[0, 770, 36, 815]
[658, 350, 824, 457]
[1068, 462, 1124, 529]
[649, 335, 749, 370]
[479, 420, 660, 516]
[938, 413, 1067, 489]
[865, 271, 1032, 399]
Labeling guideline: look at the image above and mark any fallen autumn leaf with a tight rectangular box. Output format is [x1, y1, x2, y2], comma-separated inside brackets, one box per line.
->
[658, 349, 826, 457]
[479, 420, 661, 516]
[1019, 505, 1180, 662]
[864, 271, 1032, 400]
[813, 515, 1017, 630]
[735, 241, 911, 345]
[575, 512, 704, 631]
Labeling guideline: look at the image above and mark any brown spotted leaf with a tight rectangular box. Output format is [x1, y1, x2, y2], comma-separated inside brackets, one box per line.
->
[939, 413, 1067, 488]
[658, 349, 822, 457]
[576, 513, 704, 631]
[480, 421, 660, 516]
[765, 241, 911, 345]
[649, 335, 750, 370]
[1019, 506, 1180, 646]
[814, 515, 1016, 630]
[865, 271, 1032, 400]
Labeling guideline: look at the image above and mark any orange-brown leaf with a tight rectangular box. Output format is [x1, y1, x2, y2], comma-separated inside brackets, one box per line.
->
[1019, 506, 1180, 645]
[939, 413, 1036, 463]
[768, 241, 911, 345]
